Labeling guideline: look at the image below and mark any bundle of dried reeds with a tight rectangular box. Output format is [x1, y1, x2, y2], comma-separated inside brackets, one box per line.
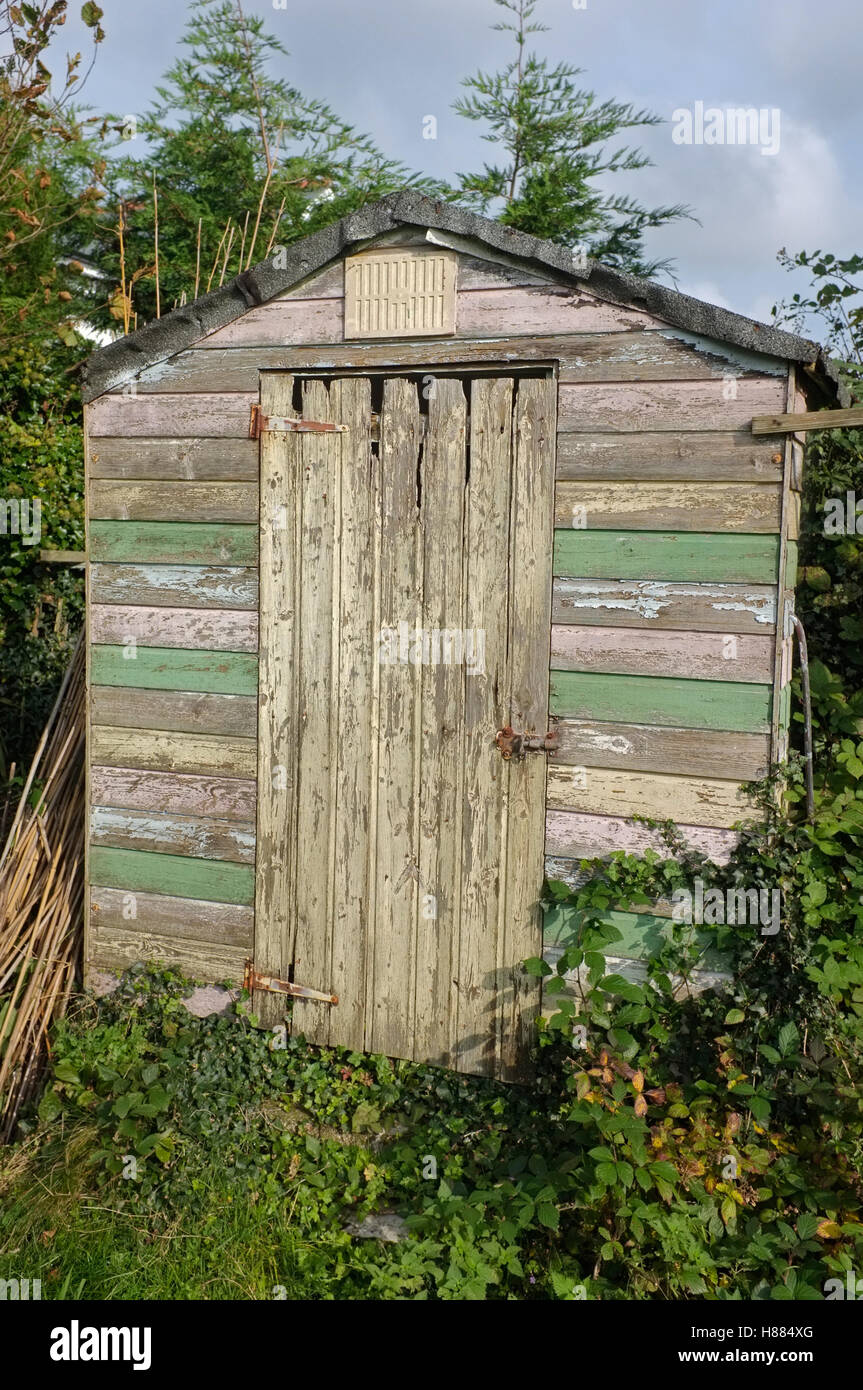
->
[0, 635, 85, 1143]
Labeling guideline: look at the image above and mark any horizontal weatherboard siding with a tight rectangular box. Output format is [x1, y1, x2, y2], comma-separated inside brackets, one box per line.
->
[555, 481, 781, 533]
[550, 670, 772, 732]
[553, 530, 780, 584]
[89, 766, 256, 821]
[549, 625, 773, 683]
[557, 379, 785, 433]
[90, 807, 255, 863]
[546, 765, 755, 828]
[543, 906, 726, 969]
[88, 436, 258, 480]
[89, 480, 257, 523]
[90, 645, 257, 695]
[89, 923, 247, 983]
[554, 720, 769, 781]
[89, 521, 258, 565]
[551, 578, 776, 633]
[90, 564, 258, 610]
[87, 392, 256, 438]
[90, 604, 258, 652]
[91, 687, 257, 738]
[90, 728, 257, 778]
[545, 809, 738, 864]
[89, 886, 253, 947]
[89, 845, 255, 905]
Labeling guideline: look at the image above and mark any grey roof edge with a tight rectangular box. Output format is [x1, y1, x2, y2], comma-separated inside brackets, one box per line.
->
[81, 189, 849, 406]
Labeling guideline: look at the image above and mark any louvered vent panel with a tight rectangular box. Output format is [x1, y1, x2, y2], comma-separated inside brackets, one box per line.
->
[344, 249, 457, 338]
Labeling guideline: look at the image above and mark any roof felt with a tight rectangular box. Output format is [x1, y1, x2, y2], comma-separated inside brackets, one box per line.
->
[81, 190, 848, 405]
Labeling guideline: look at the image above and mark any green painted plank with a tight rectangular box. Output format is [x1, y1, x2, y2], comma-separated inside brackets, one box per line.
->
[553, 529, 779, 583]
[550, 670, 772, 733]
[89, 846, 254, 905]
[89, 520, 257, 565]
[91, 645, 258, 696]
[543, 905, 726, 969]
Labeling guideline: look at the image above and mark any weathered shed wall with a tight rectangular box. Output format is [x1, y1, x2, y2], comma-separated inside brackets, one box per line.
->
[84, 244, 795, 987]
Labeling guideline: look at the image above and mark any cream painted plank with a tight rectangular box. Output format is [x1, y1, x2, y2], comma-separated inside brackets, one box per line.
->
[88, 392, 256, 438]
[255, 371, 298, 1025]
[455, 376, 512, 1075]
[90, 726, 257, 777]
[556, 431, 786, 481]
[325, 378, 374, 1052]
[291, 378, 337, 1038]
[90, 924, 247, 983]
[88, 437, 257, 480]
[90, 807, 255, 863]
[89, 480, 256, 523]
[547, 765, 756, 828]
[558, 379, 786, 433]
[498, 378, 556, 1078]
[551, 578, 776, 633]
[90, 564, 257, 611]
[89, 885, 253, 947]
[550, 625, 774, 683]
[555, 481, 781, 533]
[91, 687, 257, 738]
[554, 719, 770, 780]
[89, 766, 256, 821]
[415, 378, 467, 1068]
[90, 604, 258, 653]
[369, 378, 424, 1060]
[545, 809, 738, 864]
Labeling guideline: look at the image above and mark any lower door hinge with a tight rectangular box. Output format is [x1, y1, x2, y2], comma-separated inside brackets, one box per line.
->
[244, 960, 338, 1005]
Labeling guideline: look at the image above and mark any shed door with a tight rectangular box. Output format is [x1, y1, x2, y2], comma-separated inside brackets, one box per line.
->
[255, 372, 555, 1078]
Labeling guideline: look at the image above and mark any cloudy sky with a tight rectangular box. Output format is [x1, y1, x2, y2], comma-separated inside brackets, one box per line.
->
[50, 0, 862, 336]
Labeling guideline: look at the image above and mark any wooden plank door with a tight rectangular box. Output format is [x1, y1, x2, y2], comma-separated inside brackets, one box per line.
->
[255, 372, 556, 1078]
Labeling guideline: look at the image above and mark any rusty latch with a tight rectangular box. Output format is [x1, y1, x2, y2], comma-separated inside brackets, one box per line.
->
[244, 960, 338, 1005]
[495, 724, 559, 760]
[249, 404, 348, 440]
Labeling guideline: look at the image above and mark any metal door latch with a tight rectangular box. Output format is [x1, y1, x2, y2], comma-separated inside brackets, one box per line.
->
[244, 960, 338, 1004]
[495, 724, 559, 760]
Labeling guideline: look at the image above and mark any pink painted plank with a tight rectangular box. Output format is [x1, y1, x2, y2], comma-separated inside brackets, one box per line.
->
[195, 286, 657, 351]
[90, 604, 258, 653]
[456, 287, 659, 335]
[89, 766, 256, 822]
[545, 809, 737, 865]
[199, 298, 343, 348]
[550, 625, 774, 683]
[558, 379, 786, 432]
[87, 393, 256, 438]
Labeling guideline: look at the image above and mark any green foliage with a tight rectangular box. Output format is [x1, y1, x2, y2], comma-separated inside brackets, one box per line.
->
[92, 0, 442, 327]
[454, 0, 691, 275]
[0, 342, 84, 781]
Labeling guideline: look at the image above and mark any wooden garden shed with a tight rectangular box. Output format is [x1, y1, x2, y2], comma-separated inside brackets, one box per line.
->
[80, 191, 846, 1078]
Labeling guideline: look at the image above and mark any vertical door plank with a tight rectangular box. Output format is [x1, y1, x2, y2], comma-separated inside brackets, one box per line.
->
[291, 379, 338, 1040]
[499, 378, 556, 1077]
[327, 377, 375, 1050]
[415, 378, 468, 1067]
[255, 373, 297, 1027]
[367, 378, 423, 1059]
[455, 378, 513, 1074]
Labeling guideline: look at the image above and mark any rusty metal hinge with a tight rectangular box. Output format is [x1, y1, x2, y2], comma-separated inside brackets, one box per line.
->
[495, 723, 559, 760]
[244, 960, 338, 1005]
[249, 403, 348, 440]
